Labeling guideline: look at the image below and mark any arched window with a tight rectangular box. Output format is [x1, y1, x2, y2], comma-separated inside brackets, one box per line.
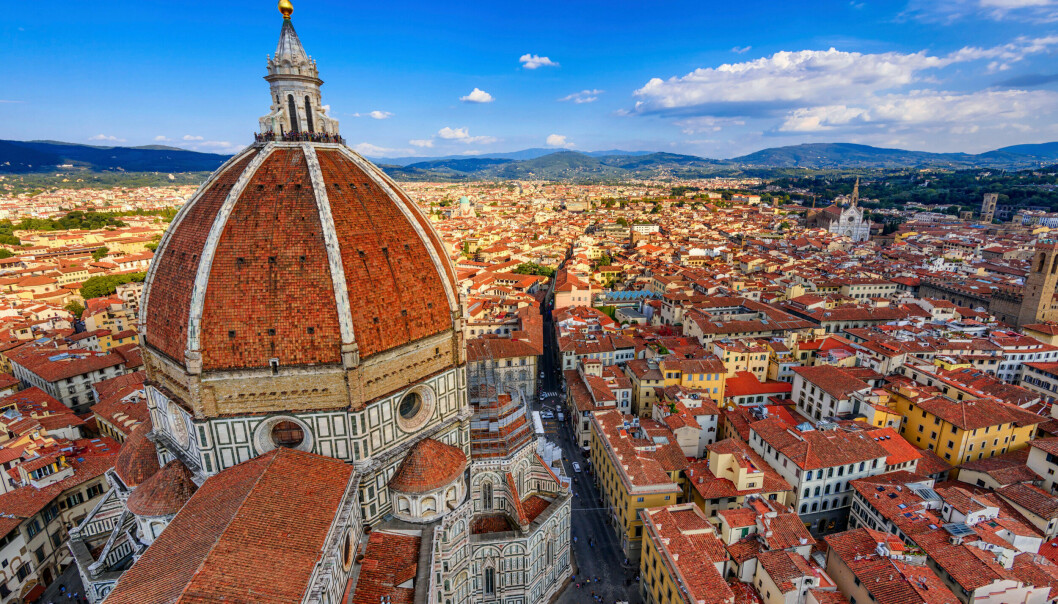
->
[484, 567, 495, 594]
[483, 482, 493, 510]
[547, 540, 554, 566]
[304, 95, 314, 132]
[287, 94, 300, 132]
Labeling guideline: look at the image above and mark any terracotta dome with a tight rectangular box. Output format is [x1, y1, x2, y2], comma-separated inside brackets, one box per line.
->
[141, 144, 459, 372]
[114, 423, 160, 488]
[126, 459, 198, 517]
[388, 438, 467, 494]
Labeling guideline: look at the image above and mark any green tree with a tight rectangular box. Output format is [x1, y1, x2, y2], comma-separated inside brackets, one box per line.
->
[0, 249, 13, 259]
[79, 272, 146, 300]
[92, 247, 109, 261]
[65, 301, 85, 318]
[616, 217, 628, 227]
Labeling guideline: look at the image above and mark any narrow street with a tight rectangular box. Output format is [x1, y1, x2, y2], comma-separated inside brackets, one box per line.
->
[538, 280, 641, 604]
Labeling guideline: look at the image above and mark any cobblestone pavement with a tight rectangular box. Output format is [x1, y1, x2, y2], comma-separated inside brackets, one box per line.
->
[539, 298, 641, 604]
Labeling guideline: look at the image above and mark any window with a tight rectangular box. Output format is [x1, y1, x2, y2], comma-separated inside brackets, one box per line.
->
[86, 484, 104, 499]
[271, 421, 305, 448]
[399, 392, 422, 420]
[484, 567, 495, 594]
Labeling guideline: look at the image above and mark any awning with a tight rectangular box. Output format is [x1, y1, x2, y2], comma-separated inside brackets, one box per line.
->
[23, 584, 45, 603]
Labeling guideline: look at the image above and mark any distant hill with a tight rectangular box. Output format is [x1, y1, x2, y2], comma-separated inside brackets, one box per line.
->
[3, 139, 1057, 180]
[0, 139, 230, 173]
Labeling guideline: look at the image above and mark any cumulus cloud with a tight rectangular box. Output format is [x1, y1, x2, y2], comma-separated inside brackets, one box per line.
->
[182, 135, 204, 141]
[353, 142, 398, 156]
[437, 127, 497, 144]
[520, 54, 559, 69]
[89, 134, 125, 142]
[409, 139, 434, 148]
[460, 88, 494, 103]
[369, 110, 393, 119]
[546, 134, 574, 148]
[559, 89, 604, 103]
[153, 135, 173, 142]
[630, 39, 1058, 141]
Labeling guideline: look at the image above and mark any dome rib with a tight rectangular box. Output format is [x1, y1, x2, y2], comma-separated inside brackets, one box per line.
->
[143, 142, 459, 374]
[335, 146, 459, 313]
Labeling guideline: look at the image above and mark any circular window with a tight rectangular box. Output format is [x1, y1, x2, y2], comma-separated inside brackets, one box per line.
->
[399, 392, 422, 420]
[342, 531, 354, 570]
[271, 420, 305, 448]
[395, 387, 436, 433]
[168, 401, 189, 448]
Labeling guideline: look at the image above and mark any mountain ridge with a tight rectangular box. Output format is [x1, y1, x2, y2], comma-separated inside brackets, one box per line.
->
[2, 139, 1057, 178]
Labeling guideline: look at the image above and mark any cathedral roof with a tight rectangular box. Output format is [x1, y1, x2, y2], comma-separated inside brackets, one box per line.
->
[104, 447, 356, 604]
[388, 438, 467, 494]
[141, 144, 459, 372]
[126, 459, 198, 517]
[113, 423, 159, 488]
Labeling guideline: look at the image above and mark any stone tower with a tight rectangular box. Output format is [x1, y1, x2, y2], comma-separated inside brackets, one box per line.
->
[981, 193, 998, 223]
[1018, 239, 1058, 327]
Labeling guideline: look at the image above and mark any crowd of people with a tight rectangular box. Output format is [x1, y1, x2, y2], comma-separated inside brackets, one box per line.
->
[253, 130, 345, 144]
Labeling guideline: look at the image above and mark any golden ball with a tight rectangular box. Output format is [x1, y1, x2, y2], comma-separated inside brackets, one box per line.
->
[278, 0, 294, 18]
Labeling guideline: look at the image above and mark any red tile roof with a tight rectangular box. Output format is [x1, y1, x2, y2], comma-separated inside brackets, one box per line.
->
[126, 459, 197, 517]
[388, 438, 467, 494]
[349, 530, 420, 604]
[113, 423, 159, 488]
[105, 447, 356, 604]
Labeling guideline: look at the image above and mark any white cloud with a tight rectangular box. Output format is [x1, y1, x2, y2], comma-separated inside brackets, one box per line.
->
[460, 88, 495, 103]
[546, 134, 574, 148]
[89, 134, 125, 142]
[778, 89, 1058, 132]
[437, 127, 497, 144]
[182, 135, 204, 141]
[520, 53, 559, 69]
[409, 139, 434, 148]
[731, 46, 752, 54]
[559, 89, 604, 103]
[368, 110, 393, 119]
[153, 135, 173, 142]
[904, 0, 1058, 22]
[353, 142, 398, 156]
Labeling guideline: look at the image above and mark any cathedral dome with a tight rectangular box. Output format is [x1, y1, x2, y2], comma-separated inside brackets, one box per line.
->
[141, 144, 459, 373]
[388, 438, 467, 494]
[126, 459, 198, 517]
[114, 424, 160, 488]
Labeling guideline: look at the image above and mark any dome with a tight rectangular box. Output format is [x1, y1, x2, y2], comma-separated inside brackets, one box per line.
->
[126, 459, 198, 517]
[114, 424, 160, 488]
[388, 438, 467, 494]
[141, 145, 459, 373]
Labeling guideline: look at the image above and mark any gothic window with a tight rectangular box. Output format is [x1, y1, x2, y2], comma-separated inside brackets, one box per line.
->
[483, 482, 493, 510]
[1051, 255, 1058, 275]
[304, 95, 314, 132]
[484, 567, 495, 594]
[287, 94, 300, 132]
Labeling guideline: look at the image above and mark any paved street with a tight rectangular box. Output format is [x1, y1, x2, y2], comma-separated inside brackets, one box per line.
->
[538, 288, 641, 604]
[40, 563, 88, 603]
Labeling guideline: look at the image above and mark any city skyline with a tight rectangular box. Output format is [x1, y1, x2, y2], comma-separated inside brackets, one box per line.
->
[2, 0, 1058, 158]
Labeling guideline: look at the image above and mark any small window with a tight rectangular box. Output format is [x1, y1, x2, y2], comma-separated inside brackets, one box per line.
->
[267, 328, 276, 336]
[307, 327, 315, 335]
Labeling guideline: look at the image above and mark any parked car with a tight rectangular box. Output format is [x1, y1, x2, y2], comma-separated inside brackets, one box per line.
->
[540, 371, 546, 379]
[572, 462, 582, 473]
[540, 410, 555, 419]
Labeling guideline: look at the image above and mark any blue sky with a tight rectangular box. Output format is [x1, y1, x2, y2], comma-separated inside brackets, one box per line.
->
[2, 0, 1058, 158]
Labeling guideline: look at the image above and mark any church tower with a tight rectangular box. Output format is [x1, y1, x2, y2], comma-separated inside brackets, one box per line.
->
[850, 177, 859, 207]
[1018, 239, 1058, 327]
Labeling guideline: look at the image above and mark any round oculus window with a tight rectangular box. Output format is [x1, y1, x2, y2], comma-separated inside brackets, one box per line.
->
[398, 392, 422, 420]
[271, 420, 305, 449]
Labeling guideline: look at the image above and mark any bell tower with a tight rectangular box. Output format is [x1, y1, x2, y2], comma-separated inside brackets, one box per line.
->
[1018, 239, 1058, 327]
[258, 0, 339, 136]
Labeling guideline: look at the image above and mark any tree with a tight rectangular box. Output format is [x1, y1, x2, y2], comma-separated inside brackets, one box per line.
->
[616, 217, 628, 227]
[0, 249, 13, 259]
[92, 247, 109, 261]
[65, 301, 85, 318]
[512, 263, 555, 277]
[80, 271, 146, 300]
